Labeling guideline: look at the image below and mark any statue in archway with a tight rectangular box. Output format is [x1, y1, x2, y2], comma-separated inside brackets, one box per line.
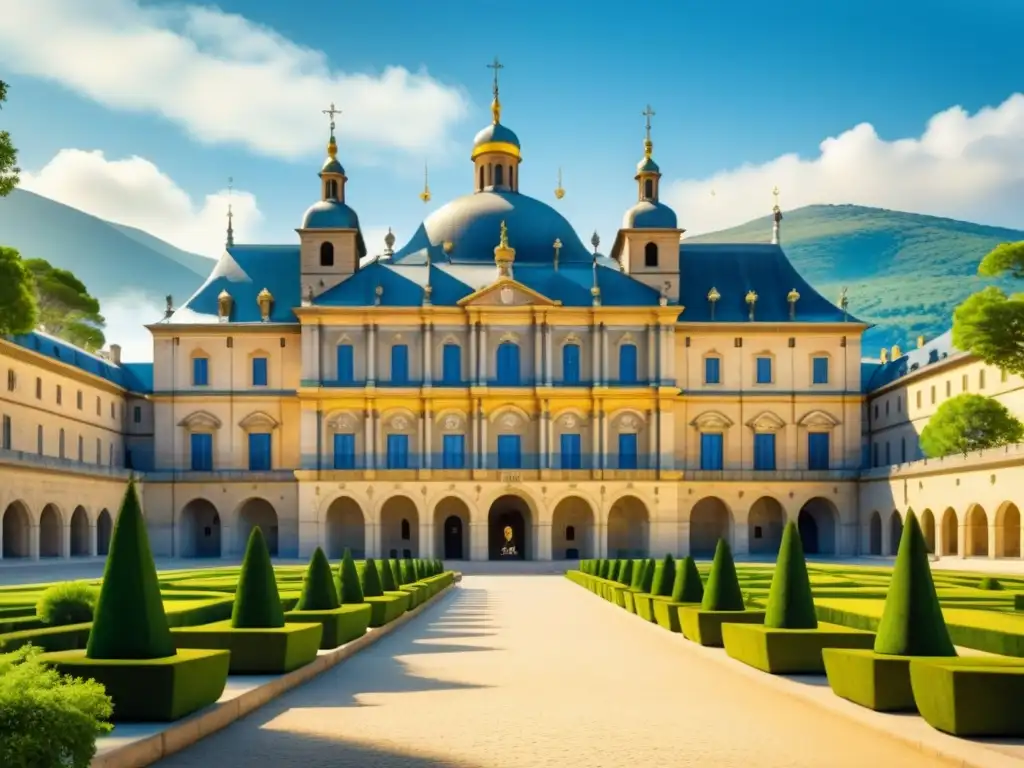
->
[500, 525, 518, 557]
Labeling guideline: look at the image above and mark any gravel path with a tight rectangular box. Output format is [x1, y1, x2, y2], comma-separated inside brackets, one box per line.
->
[155, 575, 944, 768]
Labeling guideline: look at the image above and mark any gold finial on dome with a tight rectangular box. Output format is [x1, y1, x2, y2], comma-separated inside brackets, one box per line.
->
[553, 238, 562, 271]
[554, 167, 565, 200]
[217, 289, 233, 322]
[419, 163, 431, 203]
[493, 220, 515, 277]
[256, 287, 273, 322]
[487, 56, 504, 124]
[642, 104, 655, 158]
[707, 286, 720, 320]
[322, 102, 341, 158]
[787, 287, 800, 320]
[772, 185, 781, 213]
[745, 289, 758, 321]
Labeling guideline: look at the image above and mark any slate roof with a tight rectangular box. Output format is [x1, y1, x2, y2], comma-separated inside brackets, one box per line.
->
[6, 331, 153, 394]
[861, 329, 959, 393]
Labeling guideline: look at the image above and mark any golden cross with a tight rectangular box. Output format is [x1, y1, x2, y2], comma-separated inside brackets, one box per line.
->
[772, 185, 780, 207]
[642, 105, 655, 141]
[487, 57, 504, 98]
[322, 102, 341, 133]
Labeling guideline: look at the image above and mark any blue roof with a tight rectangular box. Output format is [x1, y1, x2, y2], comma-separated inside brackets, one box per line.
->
[473, 122, 520, 149]
[861, 330, 958, 392]
[301, 199, 361, 230]
[6, 331, 153, 394]
[636, 156, 660, 174]
[623, 200, 677, 229]
[320, 157, 345, 176]
[166, 245, 301, 324]
[677, 243, 862, 324]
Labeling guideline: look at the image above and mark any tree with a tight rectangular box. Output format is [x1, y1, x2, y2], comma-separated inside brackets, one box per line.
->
[0, 247, 38, 336]
[764, 522, 817, 629]
[24, 259, 106, 350]
[920, 393, 1024, 457]
[0, 80, 19, 197]
[231, 526, 285, 629]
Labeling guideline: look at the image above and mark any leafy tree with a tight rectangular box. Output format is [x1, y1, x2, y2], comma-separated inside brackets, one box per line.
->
[979, 241, 1024, 280]
[25, 259, 106, 350]
[920, 393, 1024, 457]
[36, 582, 97, 626]
[953, 241, 1024, 375]
[0, 80, 18, 197]
[0, 246, 38, 336]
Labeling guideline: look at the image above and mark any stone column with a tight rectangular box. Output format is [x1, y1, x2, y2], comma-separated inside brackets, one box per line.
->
[601, 324, 610, 384]
[423, 410, 433, 469]
[89, 523, 98, 557]
[600, 411, 609, 471]
[658, 325, 670, 384]
[591, 411, 601, 468]
[478, 326, 489, 385]
[654, 405, 662, 472]
[544, 324, 553, 386]
[471, 405, 480, 469]
[646, 324, 656, 383]
[546, 412, 555, 470]
[537, 522, 553, 560]
[417, 411, 426, 468]
[470, 521, 488, 561]
[30, 525, 39, 560]
[419, 520, 434, 559]
[533, 320, 543, 382]
[423, 323, 433, 384]
[666, 326, 676, 386]
[659, 409, 675, 470]
[363, 410, 374, 470]
[591, 324, 600, 384]
[470, 321, 479, 384]
[367, 324, 377, 384]
[539, 410, 549, 469]
[480, 412, 489, 469]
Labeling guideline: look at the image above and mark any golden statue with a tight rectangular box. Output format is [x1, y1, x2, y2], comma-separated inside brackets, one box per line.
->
[504, 525, 513, 543]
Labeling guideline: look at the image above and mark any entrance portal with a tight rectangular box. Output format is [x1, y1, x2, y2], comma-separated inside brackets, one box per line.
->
[443, 515, 464, 559]
[488, 495, 530, 560]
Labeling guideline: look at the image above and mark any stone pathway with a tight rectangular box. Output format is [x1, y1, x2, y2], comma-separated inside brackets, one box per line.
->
[153, 575, 951, 768]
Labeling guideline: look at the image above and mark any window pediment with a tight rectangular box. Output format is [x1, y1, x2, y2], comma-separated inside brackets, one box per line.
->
[178, 410, 221, 430]
[326, 410, 360, 431]
[746, 411, 785, 433]
[690, 410, 733, 431]
[456, 278, 560, 308]
[798, 409, 840, 430]
[238, 411, 279, 431]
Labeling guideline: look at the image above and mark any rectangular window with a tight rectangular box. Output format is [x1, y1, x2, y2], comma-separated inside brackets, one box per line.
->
[945, 381, 951, 397]
[78, 435, 83, 461]
[812, 356, 829, 385]
[496, 343, 521, 385]
[497, 434, 522, 469]
[441, 343, 461, 385]
[336, 344, 355, 384]
[619, 344, 638, 384]
[386, 433, 409, 469]
[930, 385, 936, 404]
[37, 425, 43, 454]
[896, 396, 902, 413]
[1, 415, 10, 450]
[333, 433, 356, 469]
[755, 356, 772, 384]
[252, 356, 268, 387]
[192, 357, 209, 387]
[900, 438, 906, 463]
[753, 433, 776, 471]
[873, 442, 879, 467]
[704, 357, 721, 385]
[76, 391, 82, 410]
[248, 432, 272, 471]
[96, 438, 101, 464]
[96, 396, 101, 416]
[109, 444, 114, 467]
[111, 402, 115, 419]
[56, 385, 62, 405]
[808, 432, 830, 470]
[59, 430, 65, 459]
[190, 433, 213, 470]
[617, 432, 638, 469]
[442, 434, 465, 469]
[979, 369, 986, 389]
[560, 433, 582, 469]
[390, 344, 409, 385]
[699, 432, 724, 471]
[916, 391, 922, 409]
[885, 442, 891, 465]
[1002, 369, 1009, 383]
[35, 378, 41, 399]
[133, 405, 142, 424]
[562, 344, 581, 384]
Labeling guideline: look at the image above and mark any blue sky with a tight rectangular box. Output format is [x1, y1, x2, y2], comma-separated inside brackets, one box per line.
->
[3, 0, 1023, 263]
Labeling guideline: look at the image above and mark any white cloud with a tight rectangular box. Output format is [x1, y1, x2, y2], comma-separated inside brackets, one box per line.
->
[0, 0, 469, 160]
[101, 290, 165, 362]
[666, 93, 1024, 236]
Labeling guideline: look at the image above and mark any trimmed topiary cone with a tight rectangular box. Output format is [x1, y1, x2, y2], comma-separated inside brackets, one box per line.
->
[874, 510, 955, 656]
[617, 559, 633, 586]
[87, 478, 175, 660]
[361, 558, 385, 597]
[672, 556, 705, 603]
[764, 521, 817, 629]
[379, 557, 397, 591]
[401, 558, 416, 584]
[391, 558, 405, 585]
[232, 526, 285, 628]
[651, 554, 676, 597]
[338, 548, 365, 604]
[639, 558, 656, 592]
[629, 559, 646, 589]
[701, 539, 745, 611]
[295, 546, 340, 611]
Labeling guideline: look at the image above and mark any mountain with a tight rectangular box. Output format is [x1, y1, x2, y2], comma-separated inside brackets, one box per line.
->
[688, 204, 1024, 353]
[0, 189, 211, 309]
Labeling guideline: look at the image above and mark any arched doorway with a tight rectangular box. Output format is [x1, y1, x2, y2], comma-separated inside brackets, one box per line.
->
[97, 509, 113, 556]
[868, 511, 882, 555]
[606, 495, 649, 558]
[551, 496, 595, 560]
[179, 498, 221, 558]
[748, 497, 785, 555]
[39, 504, 63, 558]
[966, 504, 989, 557]
[941, 507, 958, 555]
[798, 498, 838, 556]
[433, 497, 469, 560]
[888, 511, 903, 556]
[488, 495, 531, 560]
[236, 498, 279, 556]
[689, 497, 730, 557]
[381, 496, 419, 559]
[324, 497, 364, 559]
[2, 501, 31, 558]
[996, 502, 1020, 558]
[920, 509, 936, 554]
[70, 506, 90, 556]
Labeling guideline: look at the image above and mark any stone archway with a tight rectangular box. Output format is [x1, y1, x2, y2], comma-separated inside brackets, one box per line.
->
[381, 496, 419, 559]
[966, 504, 989, 557]
[888, 511, 903, 556]
[551, 496, 595, 560]
[39, 504, 63, 558]
[690, 497, 730, 558]
[70, 506, 90, 557]
[2, 501, 31, 558]
[941, 507, 958, 556]
[488, 495, 531, 560]
[920, 509, 936, 554]
[236, 498, 279, 556]
[996, 502, 1021, 558]
[606, 495, 649, 558]
[798, 497, 838, 556]
[433, 497, 469, 560]
[325, 497, 365, 559]
[97, 509, 113, 556]
[179, 498, 221, 558]
[748, 497, 785, 555]
[868, 511, 882, 555]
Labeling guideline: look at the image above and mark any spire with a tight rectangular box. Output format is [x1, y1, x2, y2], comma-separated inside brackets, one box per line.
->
[642, 104, 655, 158]
[771, 185, 783, 245]
[322, 102, 341, 158]
[554, 167, 565, 200]
[419, 163, 431, 203]
[225, 176, 235, 248]
[487, 56, 504, 124]
[493, 220, 515, 278]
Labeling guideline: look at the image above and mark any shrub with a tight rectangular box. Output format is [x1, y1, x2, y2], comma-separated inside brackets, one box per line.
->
[231, 527, 285, 629]
[701, 540, 744, 611]
[401, 558, 416, 584]
[629, 559, 646, 590]
[764, 522, 817, 629]
[361, 559, 385, 598]
[36, 582, 97, 626]
[617, 559, 633, 586]
[295, 547, 339, 611]
[391, 558, 404, 586]
[379, 558, 398, 591]
[87, 478, 175, 660]
[980, 576, 1004, 591]
[650, 554, 675, 597]
[673, 556, 704, 603]
[338, 549, 364, 604]
[0, 645, 113, 768]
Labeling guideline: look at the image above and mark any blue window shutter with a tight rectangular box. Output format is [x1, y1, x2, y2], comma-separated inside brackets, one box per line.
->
[386, 434, 409, 469]
[333, 433, 355, 469]
[704, 357, 720, 384]
[619, 344, 638, 384]
[193, 357, 209, 386]
[756, 357, 772, 384]
[808, 432, 830, 470]
[560, 433, 581, 469]
[442, 434, 465, 468]
[336, 344, 354, 384]
[812, 356, 829, 384]
[252, 357, 268, 386]
[248, 433, 271, 471]
[563, 345, 581, 384]
[191, 433, 212, 471]
[497, 342, 520, 385]
[442, 344, 461, 384]
[753, 433, 776, 470]
[618, 432, 638, 469]
[700, 433, 723, 470]
[497, 434, 521, 468]
[391, 345, 409, 384]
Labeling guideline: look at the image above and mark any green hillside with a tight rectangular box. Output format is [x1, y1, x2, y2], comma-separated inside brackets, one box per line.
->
[688, 204, 1024, 353]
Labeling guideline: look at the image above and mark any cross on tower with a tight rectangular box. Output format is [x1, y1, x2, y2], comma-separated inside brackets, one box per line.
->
[487, 57, 504, 97]
[642, 105, 656, 141]
[322, 102, 341, 134]
[772, 185, 781, 209]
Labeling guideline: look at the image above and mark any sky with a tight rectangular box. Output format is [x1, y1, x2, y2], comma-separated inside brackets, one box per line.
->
[1, 0, 1024, 360]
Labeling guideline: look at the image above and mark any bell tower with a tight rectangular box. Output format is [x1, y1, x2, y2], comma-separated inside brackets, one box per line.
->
[472, 57, 522, 193]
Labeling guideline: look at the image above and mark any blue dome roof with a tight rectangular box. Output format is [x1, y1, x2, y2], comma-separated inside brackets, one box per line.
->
[636, 156, 660, 174]
[623, 200, 678, 229]
[320, 157, 346, 175]
[391, 191, 592, 265]
[301, 199, 361, 229]
[473, 122, 521, 149]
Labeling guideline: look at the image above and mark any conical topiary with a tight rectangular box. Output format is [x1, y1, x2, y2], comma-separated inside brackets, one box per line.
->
[361, 558, 385, 597]
[873, 510, 955, 656]
[337, 548, 365, 604]
[979, 576, 1004, 591]
[391, 558, 405, 585]
[651, 554, 676, 597]
[598, 560, 610, 579]
[617, 559, 633, 586]
[672, 555, 704, 603]
[764, 522, 817, 629]
[379, 557, 397, 591]
[639, 557, 656, 592]
[401, 558, 416, 584]
[295, 546, 340, 610]
[231, 526, 285, 628]
[629, 559, 646, 589]
[436, 558, 444, 573]
[701, 539, 745, 611]
[87, 479, 174, 659]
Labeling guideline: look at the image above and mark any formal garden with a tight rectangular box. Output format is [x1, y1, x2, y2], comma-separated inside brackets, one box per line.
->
[569, 511, 1024, 740]
[0, 479, 455, 767]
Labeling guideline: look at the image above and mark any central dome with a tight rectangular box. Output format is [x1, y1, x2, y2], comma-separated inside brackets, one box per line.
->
[473, 122, 520, 152]
[391, 191, 591, 265]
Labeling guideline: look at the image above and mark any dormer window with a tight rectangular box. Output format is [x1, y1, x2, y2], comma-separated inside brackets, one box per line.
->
[644, 178, 654, 199]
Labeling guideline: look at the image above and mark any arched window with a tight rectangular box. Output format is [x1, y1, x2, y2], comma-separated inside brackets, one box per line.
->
[566, 525, 576, 541]
[401, 518, 411, 540]
[508, 165, 513, 189]
[487, 164, 493, 186]
[494, 164, 504, 186]
[644, 242, 658, 267]
[320, 242, 334, 267]
[326, 179, 338, 200]
[479, 166, 485, 191]
[644, 178, 654, 199]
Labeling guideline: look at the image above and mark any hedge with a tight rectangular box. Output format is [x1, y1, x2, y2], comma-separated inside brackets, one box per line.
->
[284, 604, 371, 649]
[365, 593, 411, 627]
[910, 657, 1024, 736]
[723, 622, 875, 674]
[171, 620, 322, 674]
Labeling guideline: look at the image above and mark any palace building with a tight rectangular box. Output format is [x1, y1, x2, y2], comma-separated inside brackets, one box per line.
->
[1, 66, 1022, 563]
